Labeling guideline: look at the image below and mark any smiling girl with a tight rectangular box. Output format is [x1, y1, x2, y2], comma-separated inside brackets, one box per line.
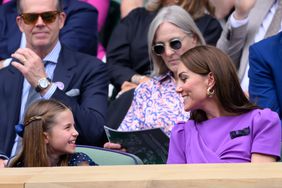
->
[8, 99, 96, 167]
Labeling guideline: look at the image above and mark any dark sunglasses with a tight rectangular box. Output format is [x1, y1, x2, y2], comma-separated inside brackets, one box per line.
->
[20, 11, 61, 25]
[152, 36, 187, 56]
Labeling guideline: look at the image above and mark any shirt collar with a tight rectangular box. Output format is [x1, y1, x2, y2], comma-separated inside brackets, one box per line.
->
[155, 71, 175, 83]
[20, 33, 26, 48]
[43, 41, 61, 64]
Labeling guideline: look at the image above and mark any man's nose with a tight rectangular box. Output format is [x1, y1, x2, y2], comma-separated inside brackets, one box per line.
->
[35, 15, 45, 26]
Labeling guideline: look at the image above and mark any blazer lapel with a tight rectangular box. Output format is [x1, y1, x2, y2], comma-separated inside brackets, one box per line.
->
[6, 65, 24, 123]
[52, 46, 75, 91]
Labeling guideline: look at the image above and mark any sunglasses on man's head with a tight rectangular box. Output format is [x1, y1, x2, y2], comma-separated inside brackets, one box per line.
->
[152, 36, 187, 56]
[20, 11, 61, 25]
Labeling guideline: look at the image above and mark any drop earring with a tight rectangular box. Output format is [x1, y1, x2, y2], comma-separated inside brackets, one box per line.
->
[207, 87, 215, 98]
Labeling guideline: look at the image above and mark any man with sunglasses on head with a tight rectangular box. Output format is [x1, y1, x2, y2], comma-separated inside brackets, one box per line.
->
[0, 0, 108, 167]
[0, 0, 99, 69]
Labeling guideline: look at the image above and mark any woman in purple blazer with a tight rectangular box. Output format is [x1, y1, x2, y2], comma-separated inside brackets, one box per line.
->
[167, 45, 281, 164]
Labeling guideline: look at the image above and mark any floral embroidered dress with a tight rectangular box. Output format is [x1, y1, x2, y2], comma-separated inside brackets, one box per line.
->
[119, 72, 190, 136]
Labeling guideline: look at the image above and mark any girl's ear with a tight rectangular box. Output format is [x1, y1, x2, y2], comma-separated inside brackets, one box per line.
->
[43, 132, 49, 144]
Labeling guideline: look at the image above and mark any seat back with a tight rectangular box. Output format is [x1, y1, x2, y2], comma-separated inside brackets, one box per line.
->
[76, 145, 143, 165]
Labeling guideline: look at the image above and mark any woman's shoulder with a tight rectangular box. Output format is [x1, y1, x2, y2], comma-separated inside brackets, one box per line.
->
[249, 108, 279, 119]
[245, 108, 281, 130]
[171, 121, 194, 135]
[135, 76, 159, 91]
[170, 121, 195, 146]
[68, 152, 97, 166]
[135, 75, 174, 92]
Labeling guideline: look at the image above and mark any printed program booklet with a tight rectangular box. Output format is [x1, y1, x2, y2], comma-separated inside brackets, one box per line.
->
[104, 126, 169, 164]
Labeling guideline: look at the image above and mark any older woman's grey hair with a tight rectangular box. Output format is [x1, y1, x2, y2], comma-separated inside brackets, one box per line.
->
[148, 5, 206, 76]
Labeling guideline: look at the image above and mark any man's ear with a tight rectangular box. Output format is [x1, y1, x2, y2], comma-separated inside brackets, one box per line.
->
[58, 12, 66, 29]
[16, 16, 24, 33]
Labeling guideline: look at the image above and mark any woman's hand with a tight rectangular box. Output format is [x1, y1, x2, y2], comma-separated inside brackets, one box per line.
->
[0, 159, 7, 168]
[120, 81, 138, 94]
[251, 153, 276, 163]
[103, 142, 127, 152]
[117, 76, 151, 98]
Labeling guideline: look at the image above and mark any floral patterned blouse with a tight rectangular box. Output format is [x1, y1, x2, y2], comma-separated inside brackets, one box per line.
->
[119, 72, 190, 136]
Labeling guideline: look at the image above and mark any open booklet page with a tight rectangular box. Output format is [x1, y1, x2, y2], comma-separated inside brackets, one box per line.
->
[104, 126, 169, 164]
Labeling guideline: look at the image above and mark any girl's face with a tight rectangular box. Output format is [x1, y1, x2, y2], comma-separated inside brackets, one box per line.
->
[44, 109, 78, 158]
[153, 22, 197, 75]
[176, 62, 212, 112]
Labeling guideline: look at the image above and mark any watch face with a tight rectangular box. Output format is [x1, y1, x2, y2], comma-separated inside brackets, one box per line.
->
[36, 77, 51, 92]
[39, 78, 50, 89]
[40, 79, 49, 88]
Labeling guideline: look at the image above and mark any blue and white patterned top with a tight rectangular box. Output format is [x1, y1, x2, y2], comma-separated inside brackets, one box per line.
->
[119, 72, 190, 136]
[10, 152, 96, 167]
[68, 152, 96, 166]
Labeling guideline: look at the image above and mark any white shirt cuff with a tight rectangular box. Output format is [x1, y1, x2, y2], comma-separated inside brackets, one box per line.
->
[3, 58, 12, 67]
[230, 12, 249, 28]
[42, 83, 57, 99]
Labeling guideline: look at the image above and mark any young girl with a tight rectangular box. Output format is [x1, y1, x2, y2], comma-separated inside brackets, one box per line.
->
[9, 99, 96, 167]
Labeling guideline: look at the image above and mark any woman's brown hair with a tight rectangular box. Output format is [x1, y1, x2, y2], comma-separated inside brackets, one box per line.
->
[180, 45, 258, 123]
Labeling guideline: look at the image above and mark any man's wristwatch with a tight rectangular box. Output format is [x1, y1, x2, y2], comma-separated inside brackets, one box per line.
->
[35, 77, 51, 92]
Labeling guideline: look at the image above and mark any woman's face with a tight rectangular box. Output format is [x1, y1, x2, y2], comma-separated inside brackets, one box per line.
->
[154, 22, 197, 75]
[176, 62, 211, 112]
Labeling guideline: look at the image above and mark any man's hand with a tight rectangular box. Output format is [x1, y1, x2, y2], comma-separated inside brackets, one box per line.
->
[11, 48, 47, 88]
[234, 0, 257, 20]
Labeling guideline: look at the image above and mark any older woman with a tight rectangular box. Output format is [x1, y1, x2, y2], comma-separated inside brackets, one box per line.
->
[107, 0, 221, 95]
[168, 45, 281, 163]
[104, 5, 205, 150]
